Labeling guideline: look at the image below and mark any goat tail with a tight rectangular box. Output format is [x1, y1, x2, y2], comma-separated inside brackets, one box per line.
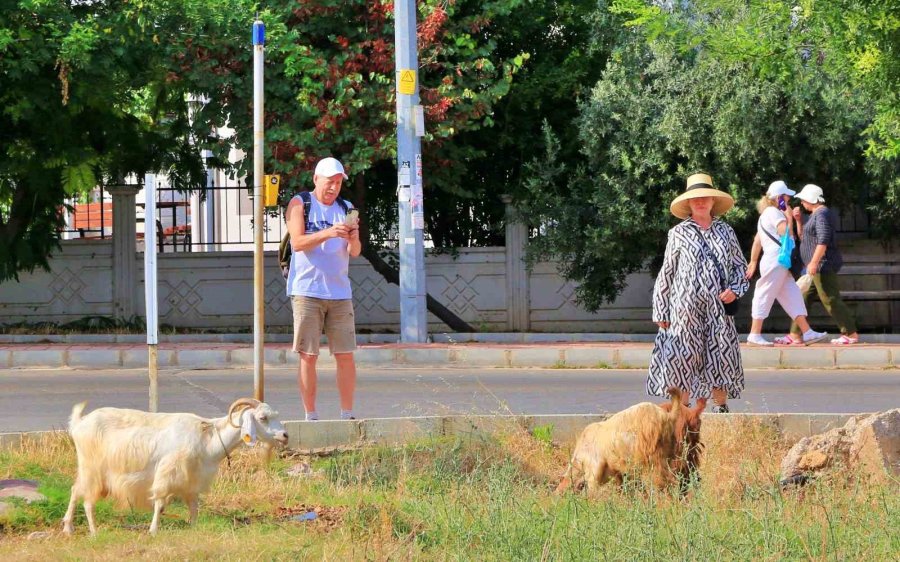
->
[665, 387, 683, 420]
[69, 401, 88, 431]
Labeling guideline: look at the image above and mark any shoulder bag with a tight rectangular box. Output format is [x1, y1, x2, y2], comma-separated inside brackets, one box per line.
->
[690, 226, 740, 316]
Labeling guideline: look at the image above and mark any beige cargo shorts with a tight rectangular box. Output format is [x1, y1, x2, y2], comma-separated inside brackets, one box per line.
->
[291, 296, 357, 355]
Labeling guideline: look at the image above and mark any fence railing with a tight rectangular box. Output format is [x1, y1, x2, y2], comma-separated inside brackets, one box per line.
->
[60, 187, 111, 240]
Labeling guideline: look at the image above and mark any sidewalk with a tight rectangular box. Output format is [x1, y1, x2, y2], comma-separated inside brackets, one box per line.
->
[0, 334, 897, 370]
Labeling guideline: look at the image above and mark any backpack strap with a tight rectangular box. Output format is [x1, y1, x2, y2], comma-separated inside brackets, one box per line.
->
[299, 190, 351, 223]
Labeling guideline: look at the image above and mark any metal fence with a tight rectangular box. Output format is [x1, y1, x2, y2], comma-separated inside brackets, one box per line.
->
[60, 187, 111, 240]
[148, 182, 288, 252]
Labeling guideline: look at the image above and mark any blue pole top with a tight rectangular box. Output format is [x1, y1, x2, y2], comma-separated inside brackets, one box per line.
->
[252, 20, 265, 46]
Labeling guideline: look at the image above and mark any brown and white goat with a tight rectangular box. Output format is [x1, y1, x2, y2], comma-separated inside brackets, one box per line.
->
[62, 398, 288, 535]
[556, 388, 705, 494]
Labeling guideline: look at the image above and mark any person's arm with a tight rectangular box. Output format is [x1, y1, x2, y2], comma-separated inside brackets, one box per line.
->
[792, 207, 804, 240]
[807, 244, 827, 275]
[723, 227, 749, 300]
[745, 233, 761, 279]
[347, 223, 362, 257]
[807, 210, 832, 275]
[652, 229, 679, 329]
[286, 197, 351, 253]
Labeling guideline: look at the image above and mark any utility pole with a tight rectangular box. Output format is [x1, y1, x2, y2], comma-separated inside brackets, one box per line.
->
[252, 18, 266, 400]
[395, 0, 428, 342]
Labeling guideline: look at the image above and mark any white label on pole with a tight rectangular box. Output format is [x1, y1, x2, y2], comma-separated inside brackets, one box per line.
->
[412, 211, 425, 230]
[144, 174, 159, 345]
[404, 237, 416, 245]
[399, 161, 411, 186]
[398, 187, 411, 202]
[414, 105, 425, 137]
[415, 154, 423, 179]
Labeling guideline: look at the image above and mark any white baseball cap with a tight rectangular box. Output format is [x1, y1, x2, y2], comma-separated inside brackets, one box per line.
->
[796, 184, 825, 204]
[313, 157, 348, 179]
[766, 180, 796, 199]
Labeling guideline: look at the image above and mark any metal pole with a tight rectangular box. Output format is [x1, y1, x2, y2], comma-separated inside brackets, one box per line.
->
[395, 0, 428, 342]
[144, 174, 159, 412]
[252, 19, 266, 401]
[203, 150, 216, 252]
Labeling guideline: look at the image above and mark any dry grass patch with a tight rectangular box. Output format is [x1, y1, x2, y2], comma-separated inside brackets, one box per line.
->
[0, 417, 896, 560]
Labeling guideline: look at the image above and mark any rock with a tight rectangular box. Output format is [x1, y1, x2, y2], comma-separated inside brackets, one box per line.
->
[287, 462, 313, 478]
[0, 501, 11, 516]
[27, 531, 52, 541]
[0, 486, 46, 503]
[0, 479, 39, 490]
[781, 409, 900, 485]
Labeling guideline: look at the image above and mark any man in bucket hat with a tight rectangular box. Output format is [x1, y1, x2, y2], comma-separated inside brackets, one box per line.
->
[789, 184, 859, 345]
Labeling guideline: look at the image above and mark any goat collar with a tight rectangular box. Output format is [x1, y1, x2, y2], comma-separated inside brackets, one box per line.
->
[214, 425, 232, 468]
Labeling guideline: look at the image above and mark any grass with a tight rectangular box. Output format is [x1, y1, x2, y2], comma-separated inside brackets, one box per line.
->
[1, 419, 897, 561]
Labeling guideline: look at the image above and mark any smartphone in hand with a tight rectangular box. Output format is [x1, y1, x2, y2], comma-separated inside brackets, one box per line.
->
[345, 209, 359, 226]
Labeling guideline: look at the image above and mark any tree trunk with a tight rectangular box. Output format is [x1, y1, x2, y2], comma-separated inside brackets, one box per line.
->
[348, 175, 475, 333]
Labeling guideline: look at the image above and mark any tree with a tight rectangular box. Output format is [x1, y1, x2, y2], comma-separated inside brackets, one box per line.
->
[425, 0, 608, 248]
[171, 0, 528, 330]
[515, 1, 872, 311]
[0, 0, 208, 282]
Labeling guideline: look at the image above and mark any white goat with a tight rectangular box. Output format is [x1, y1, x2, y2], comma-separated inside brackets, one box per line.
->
[62, 398, 288, 535]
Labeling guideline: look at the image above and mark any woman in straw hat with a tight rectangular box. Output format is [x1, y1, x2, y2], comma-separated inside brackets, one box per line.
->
[648, 173, 749, 413]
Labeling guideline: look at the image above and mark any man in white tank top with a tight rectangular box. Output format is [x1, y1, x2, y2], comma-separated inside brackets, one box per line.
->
[285, 157, 361, 421]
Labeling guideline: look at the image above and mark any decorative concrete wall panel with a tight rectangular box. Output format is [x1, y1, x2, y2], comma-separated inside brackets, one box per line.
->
[0, 241, 114, 322]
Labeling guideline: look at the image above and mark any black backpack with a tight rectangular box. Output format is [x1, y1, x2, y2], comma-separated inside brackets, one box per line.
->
[279, 191, 351, 279]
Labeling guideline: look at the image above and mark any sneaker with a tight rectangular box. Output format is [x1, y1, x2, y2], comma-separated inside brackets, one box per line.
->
[802, 329, 828, 345]
[747, 334, 774, 346]
[712, 404, 730, 414]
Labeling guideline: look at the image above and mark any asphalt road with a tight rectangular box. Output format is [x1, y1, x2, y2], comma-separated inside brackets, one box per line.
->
[2, 367, 899, 432]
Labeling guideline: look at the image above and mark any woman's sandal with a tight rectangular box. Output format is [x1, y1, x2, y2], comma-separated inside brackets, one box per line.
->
[830, 335, 859, 345]
[774, 335, 803, 346]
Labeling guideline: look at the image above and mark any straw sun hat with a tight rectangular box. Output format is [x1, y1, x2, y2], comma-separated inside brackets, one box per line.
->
[669, 173, 735, 219]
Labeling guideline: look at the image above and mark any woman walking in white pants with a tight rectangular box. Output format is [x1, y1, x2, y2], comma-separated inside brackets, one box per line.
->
[745, 181, 827, 346]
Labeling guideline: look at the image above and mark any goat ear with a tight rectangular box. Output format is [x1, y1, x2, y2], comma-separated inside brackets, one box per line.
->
[240, 410, 257, 446]
[694, 398, 708, 414]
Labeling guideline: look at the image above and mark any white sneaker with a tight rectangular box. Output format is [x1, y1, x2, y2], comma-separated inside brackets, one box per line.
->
[802, 330, 828, 345]
[747, 334, 774, 346]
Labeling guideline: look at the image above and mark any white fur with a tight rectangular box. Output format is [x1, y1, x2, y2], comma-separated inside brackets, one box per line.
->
[62, 399, 287, 535]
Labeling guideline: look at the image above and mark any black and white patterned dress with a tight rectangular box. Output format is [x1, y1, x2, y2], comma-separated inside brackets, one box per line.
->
[647, 218, 749, 400]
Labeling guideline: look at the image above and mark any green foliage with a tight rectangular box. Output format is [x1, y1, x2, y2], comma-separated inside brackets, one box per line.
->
[172, 0, 527, 247]
[0, 0, 207, 282]
[530, 423, 554, 448]
[432, 0, 608, 247]
[518, 0, 883, 311]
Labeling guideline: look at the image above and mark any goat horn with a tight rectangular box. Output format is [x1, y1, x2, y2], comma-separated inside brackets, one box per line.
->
[227, 398, 261, 428]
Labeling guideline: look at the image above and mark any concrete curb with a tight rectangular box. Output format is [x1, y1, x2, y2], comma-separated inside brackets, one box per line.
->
[0, 413, 862, 452]
[2, 332, 899, 345]
[2, 345, 897, 370]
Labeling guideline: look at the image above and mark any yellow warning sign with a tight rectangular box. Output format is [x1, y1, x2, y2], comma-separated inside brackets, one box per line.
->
[398, 69, 416, 95]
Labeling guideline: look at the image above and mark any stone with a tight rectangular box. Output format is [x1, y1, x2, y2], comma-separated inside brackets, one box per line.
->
[0, 501, 11, 516]
[780, 408, 900, 485]
[0, 479, 46, 503]
[27, 531, 52, 540]
[0, 486, 47, 503]
[286, 462, 313, 477]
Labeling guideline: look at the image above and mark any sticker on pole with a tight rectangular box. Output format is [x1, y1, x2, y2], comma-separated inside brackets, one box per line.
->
[398, 70, 416, 95]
